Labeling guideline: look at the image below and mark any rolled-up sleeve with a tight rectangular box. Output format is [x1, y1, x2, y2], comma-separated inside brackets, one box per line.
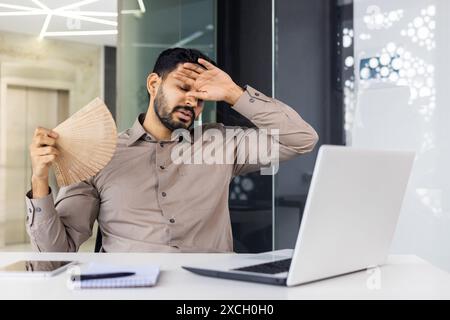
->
[231, 86, 319, 176]
[25, 178, 99, 252]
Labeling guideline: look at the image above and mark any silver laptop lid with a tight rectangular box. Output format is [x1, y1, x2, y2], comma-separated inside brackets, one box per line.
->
[287, 146, 415, 286]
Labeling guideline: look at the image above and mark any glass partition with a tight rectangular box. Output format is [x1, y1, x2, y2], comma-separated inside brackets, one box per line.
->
[117, 0, 217, 131]
[342, 0, 450, 271]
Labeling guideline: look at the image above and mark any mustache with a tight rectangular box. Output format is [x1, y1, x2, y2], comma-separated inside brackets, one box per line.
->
[172, 106, 195, 119]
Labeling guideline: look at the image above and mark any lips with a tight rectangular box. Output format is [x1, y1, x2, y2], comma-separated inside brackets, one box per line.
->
[177, 109, 194, 120]
[176, 110, 193, 122]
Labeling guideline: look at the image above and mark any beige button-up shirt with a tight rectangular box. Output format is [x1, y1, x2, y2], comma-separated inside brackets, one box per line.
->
[25, 86, 318, 253]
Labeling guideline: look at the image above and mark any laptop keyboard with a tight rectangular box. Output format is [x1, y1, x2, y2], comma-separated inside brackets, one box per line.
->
[233, 258, 292, 274]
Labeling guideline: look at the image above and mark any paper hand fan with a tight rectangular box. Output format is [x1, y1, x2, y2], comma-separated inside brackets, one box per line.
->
[52, 98, 117, 187]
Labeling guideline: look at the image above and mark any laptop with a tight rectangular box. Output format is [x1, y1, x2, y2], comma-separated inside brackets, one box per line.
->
[183, 145, 415, 286]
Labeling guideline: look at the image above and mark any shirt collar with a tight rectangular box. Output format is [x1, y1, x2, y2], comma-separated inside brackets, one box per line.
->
[126, 113, 148, 146]
[126, 113, 194, 147]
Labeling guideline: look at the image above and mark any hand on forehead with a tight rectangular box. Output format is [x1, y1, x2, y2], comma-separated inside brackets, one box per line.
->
[172, 59, 215, 86]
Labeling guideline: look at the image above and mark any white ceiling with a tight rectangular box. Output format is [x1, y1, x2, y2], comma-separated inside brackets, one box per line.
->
[0, 0, 144, 46]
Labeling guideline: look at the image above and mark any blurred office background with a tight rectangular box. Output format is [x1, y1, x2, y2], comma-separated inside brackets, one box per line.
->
[0, 0, 449, 273]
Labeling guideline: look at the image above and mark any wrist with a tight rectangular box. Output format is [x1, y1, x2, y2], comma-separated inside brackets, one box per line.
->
[31, 175, 50, 199]
[225, 84, 244, 106]
[32, 174, 48, 183]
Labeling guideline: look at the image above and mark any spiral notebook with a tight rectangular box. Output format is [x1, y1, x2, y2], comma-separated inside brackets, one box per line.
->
[72, 263, 160, 289]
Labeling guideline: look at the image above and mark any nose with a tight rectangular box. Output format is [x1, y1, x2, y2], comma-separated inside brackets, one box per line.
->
[185, 95, 199, 108]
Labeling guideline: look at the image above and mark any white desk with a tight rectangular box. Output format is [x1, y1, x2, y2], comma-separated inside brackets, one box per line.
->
[0, 252, 449, 300]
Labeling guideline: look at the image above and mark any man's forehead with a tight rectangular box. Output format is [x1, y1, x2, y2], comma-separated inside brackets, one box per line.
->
[175, 62, 204, 72]
[165, 64, 185, 81]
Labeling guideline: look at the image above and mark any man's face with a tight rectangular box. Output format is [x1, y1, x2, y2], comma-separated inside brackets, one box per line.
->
[153, 65, 204, 131]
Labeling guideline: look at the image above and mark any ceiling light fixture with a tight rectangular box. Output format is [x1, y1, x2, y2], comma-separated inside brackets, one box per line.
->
[63, 11, 118, 17]
[0, 11, 46, 16]
[121, 0, 146, 15]
[0, 0, 145, 39]
[0, 3, 38, 11]
[44, 30, 118, 37]
[56, 12, 118, 26]
[39, 12, 52, 39]
[31, 0, 48, 10]
[54, 0, 102, 12]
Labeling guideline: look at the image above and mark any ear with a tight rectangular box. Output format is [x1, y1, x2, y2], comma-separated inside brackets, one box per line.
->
[147, 73, 161, 98]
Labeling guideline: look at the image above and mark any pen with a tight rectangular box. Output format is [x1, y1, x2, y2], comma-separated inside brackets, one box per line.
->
[71, 272, 135, 281]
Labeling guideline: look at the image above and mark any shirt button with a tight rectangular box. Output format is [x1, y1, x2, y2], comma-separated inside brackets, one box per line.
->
[160, 165, 165, 170]
[145, 136, 152, 142]
[169, 218, 175, 224]
[36, 207, 42, 212]
[28, 208, 32, 213]
[255, 92, 260, 96]
[249, 98, 255, 103]
[160, 143, 164, 148]
[162, 192, 167, 197]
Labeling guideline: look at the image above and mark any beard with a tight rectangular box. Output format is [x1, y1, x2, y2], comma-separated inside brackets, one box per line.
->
[154, 86, 195, 131]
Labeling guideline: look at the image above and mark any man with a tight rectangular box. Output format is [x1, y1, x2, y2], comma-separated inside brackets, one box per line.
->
[26, 48, 318, 253]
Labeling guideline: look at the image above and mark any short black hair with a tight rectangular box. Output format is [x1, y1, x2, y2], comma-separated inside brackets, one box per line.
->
[152, 47, 217, 79]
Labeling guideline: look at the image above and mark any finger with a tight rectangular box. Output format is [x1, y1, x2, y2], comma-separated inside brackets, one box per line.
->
[173, 73, 196, 87]
[34, 135, 57, 147]
[182, 63, 206, 74]
[35, 127, 58, 138]
[186, 90, 209, 101]
[195, 75, 215, 88]
[34, 127, 51, 136]
[40, 154, 57, 164]
[198, 58, 215, 70]
[48, 131, 59, 139]
[36, 146, 59, 157]
[177, 68, 200, 81]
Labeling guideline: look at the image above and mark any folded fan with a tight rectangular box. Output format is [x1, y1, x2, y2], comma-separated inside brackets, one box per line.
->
[52, 98, 117, 187]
